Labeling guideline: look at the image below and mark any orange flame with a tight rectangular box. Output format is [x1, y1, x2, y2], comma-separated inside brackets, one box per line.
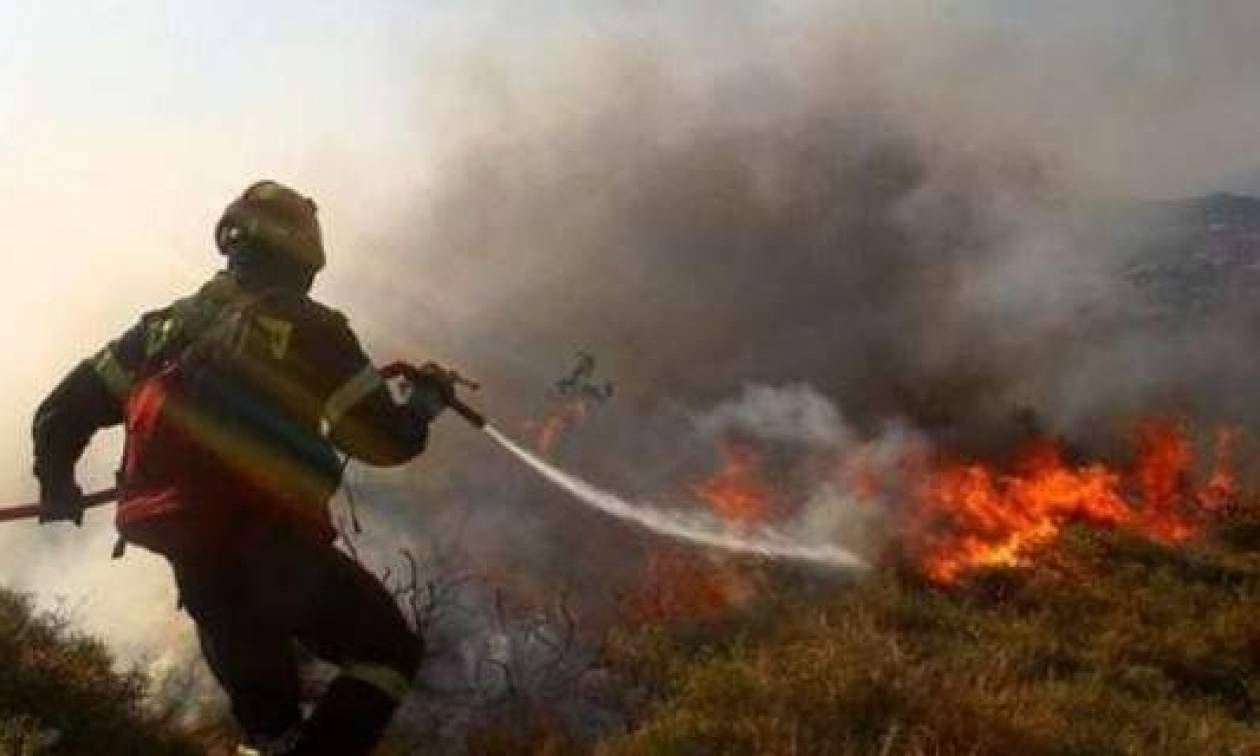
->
[909, 439, 1129, 583]
[626, 417, 1241, 625]
[622, 442, 776, 624]
[532, 400, 591, 455]
[689, 441, 772, 525]
[622, 551, 760, 623]
[906, 420, 1239, 584]
[1131, 418, 1196, 541]
[1197, 426, 1239, 512]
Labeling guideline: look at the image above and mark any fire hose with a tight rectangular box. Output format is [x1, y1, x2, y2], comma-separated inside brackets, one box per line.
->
[0, 362, 869, 570]
[0, 487, 119, 524]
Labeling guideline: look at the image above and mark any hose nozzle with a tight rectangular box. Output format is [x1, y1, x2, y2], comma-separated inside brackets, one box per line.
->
[381, 361, 488, 429]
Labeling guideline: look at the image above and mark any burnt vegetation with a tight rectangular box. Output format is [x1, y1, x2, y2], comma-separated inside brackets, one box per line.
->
[364, 499, 1260, 754]
[597, 510, 1260, 756]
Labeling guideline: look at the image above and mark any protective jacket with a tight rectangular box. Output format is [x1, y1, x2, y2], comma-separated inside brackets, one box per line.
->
[32, 271, 429, 552]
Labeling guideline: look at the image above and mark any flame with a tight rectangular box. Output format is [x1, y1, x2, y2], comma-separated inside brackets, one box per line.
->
[623, 417, 1241, 624]
[531, 400, 591, 454]
[623, 442, 775, 623]
[689, 441, 772, 525]
[1197, 426, 1239, 512]
[905, 420, 1239, 584]
[909, 439, 1129, 583]
[622, 551, 760, 623]
[691, 418, 1240, 589]
[1131, 418, 1196, 541]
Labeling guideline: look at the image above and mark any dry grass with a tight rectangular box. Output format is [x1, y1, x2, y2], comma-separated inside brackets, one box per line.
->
[8, 514, 1260, 754]
[599, 520, 1260, 756]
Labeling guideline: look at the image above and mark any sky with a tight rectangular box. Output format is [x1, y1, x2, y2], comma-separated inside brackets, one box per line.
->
[0, 0, 456, 662]
[2, 0, 1260, 668]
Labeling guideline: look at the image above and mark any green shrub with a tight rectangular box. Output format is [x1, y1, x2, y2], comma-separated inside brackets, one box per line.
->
[0, 588, 201, 755]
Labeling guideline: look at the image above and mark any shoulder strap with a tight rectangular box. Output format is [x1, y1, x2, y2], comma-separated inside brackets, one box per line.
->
[171, 276, 280, 367]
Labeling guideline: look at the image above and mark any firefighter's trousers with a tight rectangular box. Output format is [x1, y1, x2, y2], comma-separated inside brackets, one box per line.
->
[169, 523, 421, 754]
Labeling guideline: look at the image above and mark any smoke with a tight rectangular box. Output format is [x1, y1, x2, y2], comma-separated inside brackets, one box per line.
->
[698, 384, 854, 448]
[344, 0, 1260, 607]
[373, 2, 1258, 448]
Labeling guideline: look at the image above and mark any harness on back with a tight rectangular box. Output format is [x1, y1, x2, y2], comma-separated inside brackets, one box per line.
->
[116, 284, 342, 556]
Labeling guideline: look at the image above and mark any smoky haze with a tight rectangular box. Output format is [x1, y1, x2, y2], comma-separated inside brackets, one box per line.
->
[378, 2, 1260, 430]
[347, 0, 1260, 608]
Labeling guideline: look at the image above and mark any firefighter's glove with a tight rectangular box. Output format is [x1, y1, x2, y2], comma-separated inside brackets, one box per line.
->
[38, 474, 85, 526]
[406, 362, 454, 421]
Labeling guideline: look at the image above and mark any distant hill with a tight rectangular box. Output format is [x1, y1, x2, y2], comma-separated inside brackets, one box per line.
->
[1124, 193, 1260, 315]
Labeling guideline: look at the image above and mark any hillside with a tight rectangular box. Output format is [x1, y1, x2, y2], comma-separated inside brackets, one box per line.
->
[1124, 193, 1260, 316]
[597, 515, 1260, 755]
[579, 195, 1260, 755]
[6, 517, 1258, 754]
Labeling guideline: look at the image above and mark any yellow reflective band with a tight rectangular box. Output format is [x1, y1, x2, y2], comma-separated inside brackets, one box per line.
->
[323, 365, 383, 433]
[340, 661, 412, 702]
[90, 347, 133, 398]
[254, 316, 293, 360]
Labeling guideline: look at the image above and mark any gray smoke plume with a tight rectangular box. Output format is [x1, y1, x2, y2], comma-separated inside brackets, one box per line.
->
[336, 1, 1260, 614]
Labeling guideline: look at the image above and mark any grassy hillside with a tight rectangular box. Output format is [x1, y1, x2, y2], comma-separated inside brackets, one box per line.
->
[0, 588, 201, 755]
[7, 516, 1260, 754]
[598, 516, 1260, 755]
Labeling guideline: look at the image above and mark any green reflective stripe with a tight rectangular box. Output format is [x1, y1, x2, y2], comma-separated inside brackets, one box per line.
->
[90, 347, 133, 397]
[323, 365, 383, 433]
[340, 661, 412, 702]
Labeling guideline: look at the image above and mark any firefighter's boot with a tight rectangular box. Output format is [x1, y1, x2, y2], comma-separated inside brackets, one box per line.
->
[289, 670, 412, 756]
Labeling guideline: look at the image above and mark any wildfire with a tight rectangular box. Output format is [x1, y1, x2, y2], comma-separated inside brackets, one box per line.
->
[903, 419, 1238, 583]
[620, 417, 1242, 625]
[531, 400, 591, 455]
[689, 441, 773, 525]
[622, 550, 763, 623]
[622, 442, 775, 623]
[1197, 426, 1240, 512]
[686, 418, 1241, 589]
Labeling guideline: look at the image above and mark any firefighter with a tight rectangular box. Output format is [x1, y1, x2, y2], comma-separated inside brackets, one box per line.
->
[31, 181, 447, 755]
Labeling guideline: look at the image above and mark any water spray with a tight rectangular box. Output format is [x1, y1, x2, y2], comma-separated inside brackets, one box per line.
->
[392, 362, 869, 571]
[482, 424, 870, 570]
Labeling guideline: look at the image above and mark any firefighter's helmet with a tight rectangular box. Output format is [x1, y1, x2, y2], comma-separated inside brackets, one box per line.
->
[215, 180, 326, 272]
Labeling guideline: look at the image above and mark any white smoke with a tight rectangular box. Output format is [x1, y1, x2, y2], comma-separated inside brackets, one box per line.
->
[695, 383, 926, 561]
[697, 383, 854, 448]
